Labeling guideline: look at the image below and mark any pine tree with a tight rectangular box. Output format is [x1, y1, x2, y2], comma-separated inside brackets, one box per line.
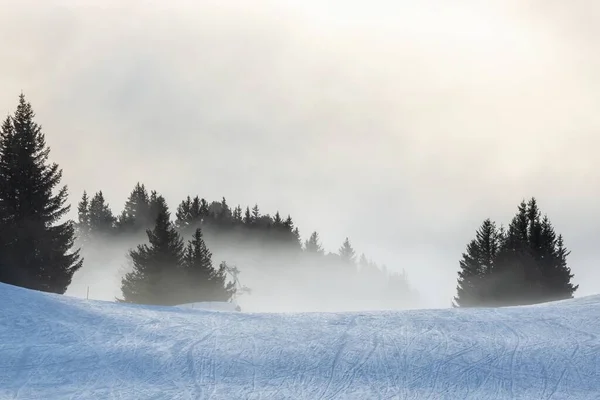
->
[251, 204, 260, 221]
[243, 206, 252, 225]
[0, 94, 82, 293]
[454, 198, 578, 307]
[453, 219, 499, 307]
[338, 237, 356, 264]
[180, 228, 235, 303]
[120, 203, 184, 305]
[76, 191, 91, 244]
[304, 231, 324, 254]
[117, 183, 150, 233]
[232, 205, 243, 223]
[88, 191, 115, 235]
[175, 196, 192, 228]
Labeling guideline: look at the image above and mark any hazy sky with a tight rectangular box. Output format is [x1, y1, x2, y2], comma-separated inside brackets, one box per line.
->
[1, 0, 599, 307]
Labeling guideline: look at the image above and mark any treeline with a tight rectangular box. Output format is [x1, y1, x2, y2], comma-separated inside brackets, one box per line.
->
[75, 182, 414, 310]
[0, 94, 579, 311]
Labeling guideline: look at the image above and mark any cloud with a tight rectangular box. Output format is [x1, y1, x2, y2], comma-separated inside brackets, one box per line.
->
[1, 0, 599, 306]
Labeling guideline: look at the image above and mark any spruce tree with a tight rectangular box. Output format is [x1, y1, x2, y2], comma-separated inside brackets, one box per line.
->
[243, 206, 252, 225]
[88, 191, 115, 236]
[304, 231, 324, 254]
[0, 94, 82, 293]
[338, 237, 356, 264]
[180, 228, 235, 303]
[76, 191, 91, 245]
[120, 203, 184, 305]
[454, 219, 499, 307]
[117, 183, 150, 233]
[454, 198, 577, 307]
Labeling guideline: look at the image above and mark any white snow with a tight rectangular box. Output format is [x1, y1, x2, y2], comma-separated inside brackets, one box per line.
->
[176, 301, 240, 312]
[0, 282, 599, 399]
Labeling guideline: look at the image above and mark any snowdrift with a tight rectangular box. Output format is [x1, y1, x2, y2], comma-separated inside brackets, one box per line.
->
[0, 283, 599, 399]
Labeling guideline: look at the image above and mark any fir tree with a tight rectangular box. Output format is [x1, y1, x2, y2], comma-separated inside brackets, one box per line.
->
[120, 203, 184, 305]
[88, 191, 115, 235]
[243, 206, 252, 225]
[180, 228, 235, 303]
[117, 183, 150, 233]
[454, 198, 578, 307]
[338, 237, 356, 264]
[453, 219, 499, 307]
[251, 204, 260, 221]
[0, 94, 81, 293]
[304, 231, 324, 254]
[76, 191, 91, 244]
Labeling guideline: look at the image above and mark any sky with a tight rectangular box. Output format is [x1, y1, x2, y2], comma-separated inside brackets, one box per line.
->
[0, 0, 599, 307]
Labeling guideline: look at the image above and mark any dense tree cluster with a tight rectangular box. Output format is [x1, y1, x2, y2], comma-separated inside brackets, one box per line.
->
[454, 198, 578, 307]
[75, 181, 414, 309]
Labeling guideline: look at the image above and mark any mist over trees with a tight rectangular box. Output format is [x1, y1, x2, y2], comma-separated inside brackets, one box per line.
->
[454, 198, 578, 307]
[0, 95, 581, 312]
[75, 181, 416, 310]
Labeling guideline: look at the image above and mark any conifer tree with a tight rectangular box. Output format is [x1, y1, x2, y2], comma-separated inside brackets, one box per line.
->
[88, 191, 115, 235]
[120, 203, 184, 305]
[243, 206, 252, 225]
[232, 205, 243, 222]
[304, 231, 324, 254]
[0, 94, 82, 293]
[338, 237, 356, 264]
[175, 196, 193, 228]
[251, 204, 260, 221]
[180, 228, 235, 303]
[454, 219, 499, 307]
[76, 191, 91, 244]
[454, 198, 577, 307]
[117, 183, 150, 233]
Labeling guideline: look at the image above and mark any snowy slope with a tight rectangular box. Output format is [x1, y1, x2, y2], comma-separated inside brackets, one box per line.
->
[176, 301, 240, 312]
[0, 283, 599, 399]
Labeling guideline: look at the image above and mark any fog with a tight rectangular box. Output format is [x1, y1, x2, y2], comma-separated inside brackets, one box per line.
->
[1, 0, 600, 309]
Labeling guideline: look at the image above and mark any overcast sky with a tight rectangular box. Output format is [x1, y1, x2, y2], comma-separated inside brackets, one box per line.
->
[1, 0, 599, 307]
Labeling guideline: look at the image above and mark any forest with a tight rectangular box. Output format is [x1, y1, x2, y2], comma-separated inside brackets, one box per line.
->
[0, 95, 577, 310]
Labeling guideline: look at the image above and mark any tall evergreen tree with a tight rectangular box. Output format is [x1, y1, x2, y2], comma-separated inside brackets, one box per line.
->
[454, 219, 499, 307]
[88, 191, 115, 235]
[243, 206, 252, 225]
[454, 198, 577, 307]
[120, 203, 184, 305]
[304, 231, 324, 254]
[180, 228, 235, 303]
[117, 183, 150, 233]
[0, 94, 82, 293]
[76, 191, 91, 244]
[338, 237, 356, 264]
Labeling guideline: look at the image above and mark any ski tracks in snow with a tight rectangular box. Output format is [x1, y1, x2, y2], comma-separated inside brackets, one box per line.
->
[1, 283, 600, 399]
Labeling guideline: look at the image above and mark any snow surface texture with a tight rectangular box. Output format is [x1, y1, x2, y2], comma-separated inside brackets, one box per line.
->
[0, 283, 599, 399]
[176, 301, 240, 312]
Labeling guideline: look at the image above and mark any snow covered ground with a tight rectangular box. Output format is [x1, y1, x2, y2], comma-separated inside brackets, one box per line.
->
[0, 282, 599, 399]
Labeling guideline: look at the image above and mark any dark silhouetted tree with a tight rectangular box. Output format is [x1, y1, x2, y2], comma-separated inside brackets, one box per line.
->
[180, 228, 235, 303]
[120, 203, 184, 305]
[117, 183, 150, 233]
[76, 191, 91, 245]
[454, 198, 577, 307]
[0, 94, 82, 293]
[453, 219, 500, 307]
[88, 191, 116, 236]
